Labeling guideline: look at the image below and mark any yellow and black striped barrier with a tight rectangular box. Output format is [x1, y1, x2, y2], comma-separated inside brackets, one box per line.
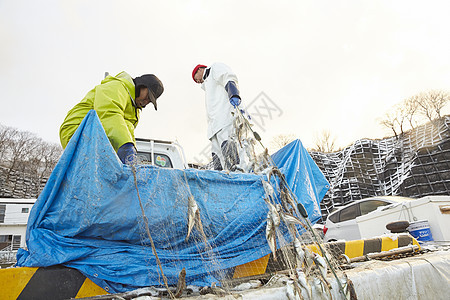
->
[232, 234, 420, 278]
[324, 234, 420, 259]
[0, 265, 107, 299]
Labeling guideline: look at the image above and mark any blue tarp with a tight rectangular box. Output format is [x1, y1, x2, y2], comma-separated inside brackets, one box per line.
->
[16, 110, 329, 293]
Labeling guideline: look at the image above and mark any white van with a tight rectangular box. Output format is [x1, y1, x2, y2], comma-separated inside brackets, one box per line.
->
[135, 138, 188, 169]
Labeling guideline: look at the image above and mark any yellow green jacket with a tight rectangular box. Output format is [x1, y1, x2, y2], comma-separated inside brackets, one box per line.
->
[59, 71, 140, 151]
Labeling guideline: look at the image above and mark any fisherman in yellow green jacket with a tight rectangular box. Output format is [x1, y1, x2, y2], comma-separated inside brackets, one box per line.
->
[59, 71, 164, 165]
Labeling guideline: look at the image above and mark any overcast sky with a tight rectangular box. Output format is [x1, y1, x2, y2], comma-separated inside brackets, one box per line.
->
[1, 0, 449, 163]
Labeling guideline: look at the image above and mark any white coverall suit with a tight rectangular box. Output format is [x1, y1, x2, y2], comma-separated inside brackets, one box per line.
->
[201, 63, 243, 170]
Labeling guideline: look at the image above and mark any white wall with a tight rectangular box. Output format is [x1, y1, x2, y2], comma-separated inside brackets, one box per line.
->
[0, 199, 35, 248]
[3, 204, 33, 224]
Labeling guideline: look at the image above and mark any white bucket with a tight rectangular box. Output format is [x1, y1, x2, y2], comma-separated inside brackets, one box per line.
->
[407, 220, 433, 242]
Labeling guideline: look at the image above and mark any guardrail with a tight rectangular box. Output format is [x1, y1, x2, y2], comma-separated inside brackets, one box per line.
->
[0, 244, 17, 264]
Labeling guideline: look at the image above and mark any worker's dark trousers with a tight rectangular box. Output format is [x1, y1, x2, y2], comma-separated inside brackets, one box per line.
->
[210, 125, 239, 171]
[212, 140, 240, 171]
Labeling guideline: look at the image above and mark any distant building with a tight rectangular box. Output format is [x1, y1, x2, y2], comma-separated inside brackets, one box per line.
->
[0, 198, 36, 250]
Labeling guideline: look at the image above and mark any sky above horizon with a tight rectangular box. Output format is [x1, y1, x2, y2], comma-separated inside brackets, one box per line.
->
[1, 0, 449, 163]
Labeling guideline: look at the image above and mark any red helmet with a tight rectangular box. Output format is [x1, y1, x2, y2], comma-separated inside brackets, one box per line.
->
[192, 64, 207, 81]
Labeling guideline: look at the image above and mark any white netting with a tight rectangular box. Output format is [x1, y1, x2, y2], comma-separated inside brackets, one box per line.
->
[130, 111, 349, 299]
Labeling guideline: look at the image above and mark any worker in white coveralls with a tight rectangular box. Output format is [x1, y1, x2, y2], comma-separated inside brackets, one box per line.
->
[192, 63, 248, 171]
[60, 72, 164, 165]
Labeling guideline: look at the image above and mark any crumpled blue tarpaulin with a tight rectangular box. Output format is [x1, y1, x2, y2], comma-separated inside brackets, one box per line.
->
[16, 110, 329, 293]
[271, 139, 329, 223]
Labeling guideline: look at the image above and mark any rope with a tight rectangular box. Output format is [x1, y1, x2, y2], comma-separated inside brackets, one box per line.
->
[131, 165, 175, 299]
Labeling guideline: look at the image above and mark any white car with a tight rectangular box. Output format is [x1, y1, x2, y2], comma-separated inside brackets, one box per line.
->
[323, 196, 415, 242]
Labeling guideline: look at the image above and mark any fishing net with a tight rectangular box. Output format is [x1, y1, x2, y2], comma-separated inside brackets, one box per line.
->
[16, 110, 350, 299]
[131, 109, 348, 298]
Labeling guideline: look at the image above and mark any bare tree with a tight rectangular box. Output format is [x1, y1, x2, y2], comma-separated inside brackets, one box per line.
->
[312, 130, 337, 153]
[394, 104, 407, 134]
[403, 95, 420, 129]
[270, 134, 296, 152]
[36, 142, 63, 178]
[380, 111, 398, 138]
[380, 102, 411, 137]
[380, 90, 449, 137]
[23, 140, 62, 195]
[5, 131, 40, 181]
[415, 90, 450, 123]
[0, 123, 63, 197]
[0, 125, 17, 163]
